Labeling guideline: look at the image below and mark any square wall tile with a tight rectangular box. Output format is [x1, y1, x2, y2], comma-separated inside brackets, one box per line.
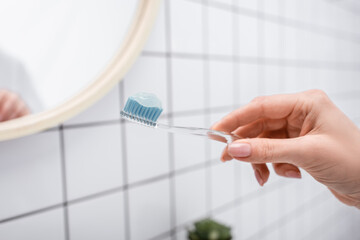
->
[237, 63, 259, 104]
[170, 0, 203, 54]
[262, 228, 280, 240]
[143, 2, 166, 52]
[283, 25, 299, 60]
[213, 0, 233, 5]
[64, 124, 123, 200]
[264, 21, 281, 59]
[176, 229, 188, 240]
[263, 0, 280, 15]
[237, 15, 258, 57]
[0, 209, 64, 240]
[65, 85, 120, 125]
[236, 163, 261, 197]
[172, 58, 205, 112]
[128, 179, 171, 240]
[263, 66, 281, 95]
[126, 122, 169, 184]
[236, 0, 258, 10]
[260, 187, 281, 227]
[209, 60, 234, 108]
[175, 168, 207, 225]
[235, 196, 261, 239]
[124, 56, 168, 112]
[173, 115, 207, 171]
[69, 192, 125, 240]
[208, 6, 233, 56]
[211, 161, 235, 209]
[0, 131, 62, 219]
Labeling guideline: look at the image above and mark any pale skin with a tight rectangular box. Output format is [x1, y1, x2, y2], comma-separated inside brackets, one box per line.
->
[0, 89, 30, 122]
[211, 89, 360, 209]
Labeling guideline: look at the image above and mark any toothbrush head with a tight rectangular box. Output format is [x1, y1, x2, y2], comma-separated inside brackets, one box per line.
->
[121, 92, 163, 127]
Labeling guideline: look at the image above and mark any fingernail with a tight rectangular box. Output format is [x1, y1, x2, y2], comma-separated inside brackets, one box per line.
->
[285, 170, 302, 179]
[254, 169, 264, 186]
[228, 142, 251, 157]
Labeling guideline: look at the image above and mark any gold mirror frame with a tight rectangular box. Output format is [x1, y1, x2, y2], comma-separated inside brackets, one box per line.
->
[0, 0, 161, 141]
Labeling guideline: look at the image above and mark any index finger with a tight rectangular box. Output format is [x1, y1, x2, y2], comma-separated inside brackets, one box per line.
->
[211, 93, 301, 133]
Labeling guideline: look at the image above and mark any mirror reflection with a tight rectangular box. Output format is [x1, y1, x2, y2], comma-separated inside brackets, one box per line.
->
[0, 0, 138, 122]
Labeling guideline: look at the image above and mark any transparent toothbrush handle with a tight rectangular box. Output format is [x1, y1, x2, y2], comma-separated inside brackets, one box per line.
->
[206, 129, 242, 144]
[156, 123, 241, 144]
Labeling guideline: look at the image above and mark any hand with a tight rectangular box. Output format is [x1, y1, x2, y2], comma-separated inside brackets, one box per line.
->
[211, 90, 360, 208]
[0, 90, 30, 122]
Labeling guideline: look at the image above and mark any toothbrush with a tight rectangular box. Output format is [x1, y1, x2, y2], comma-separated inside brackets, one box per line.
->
[120, 92, 241, 144]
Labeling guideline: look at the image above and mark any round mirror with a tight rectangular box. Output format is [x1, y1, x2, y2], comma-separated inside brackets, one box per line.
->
[0, 0, 161, 140]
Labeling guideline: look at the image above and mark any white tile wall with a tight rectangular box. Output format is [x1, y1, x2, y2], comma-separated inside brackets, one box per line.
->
[64, 124, 123, 200]
[208, 6, 233, 55]
[0, 131, 62, 219]
[170, 0, 204, 54]
[175, 169, 207, 225]
[172, 58, 205, 112]
[210, 162, 235, 209]
[0, 0, 359, 240]
[69, 192, 125, 240]
[208, 60, 234, 107]
[173, 115, 206, 171]
[128, 179, 171, 240]
[125, 122, 169, 184]
[237, 14, 258, 57]
[0, 209, 64, 240]
[143, 2, 166, 53]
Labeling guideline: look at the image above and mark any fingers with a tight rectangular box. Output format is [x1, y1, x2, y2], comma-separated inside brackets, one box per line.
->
[0, 90, 30, 121]
[252, 163, 270, 186]
[272, 163, 301, 179]
[221, 146, 233, 162]
[233, 118, 287, 138]
[0, 96, 17, 121]
[227, 137, 308, 167]
[211, 93, 301, 133]
[8, 102, 29, 120]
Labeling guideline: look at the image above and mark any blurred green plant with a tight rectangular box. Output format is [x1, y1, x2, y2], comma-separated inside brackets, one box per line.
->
[187, 218, 232, 240]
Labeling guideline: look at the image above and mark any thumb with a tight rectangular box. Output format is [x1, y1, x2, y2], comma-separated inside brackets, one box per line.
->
[227, 137, 307, 166]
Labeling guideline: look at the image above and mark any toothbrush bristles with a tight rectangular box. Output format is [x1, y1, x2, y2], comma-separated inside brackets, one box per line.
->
[120, 110, 157, 127]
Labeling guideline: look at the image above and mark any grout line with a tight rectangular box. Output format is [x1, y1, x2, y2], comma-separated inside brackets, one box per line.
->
[231, 0, 241, 237]
[277, 3, 286, 237]
[142, 51, 360, 71]
[257, 0, 264, 95]
[0, 204, 64, 224]
[232, 0, 239, 106]
[164, 1, 177, 239]
[119, 82, 131, 240]
[257, 0, 266, 231]
[202, 0, 213, 217]
[278, 0, 286, 93]
[59, 125, 70, 240]
[67, 186, 126, 206]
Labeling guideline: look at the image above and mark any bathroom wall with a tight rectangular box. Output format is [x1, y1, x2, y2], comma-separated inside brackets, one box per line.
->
[0, 0, 360, 239]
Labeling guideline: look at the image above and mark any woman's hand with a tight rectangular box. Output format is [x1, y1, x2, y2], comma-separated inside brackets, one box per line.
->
[211, 90, 360, 208]
[0, 90, 30, 122]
